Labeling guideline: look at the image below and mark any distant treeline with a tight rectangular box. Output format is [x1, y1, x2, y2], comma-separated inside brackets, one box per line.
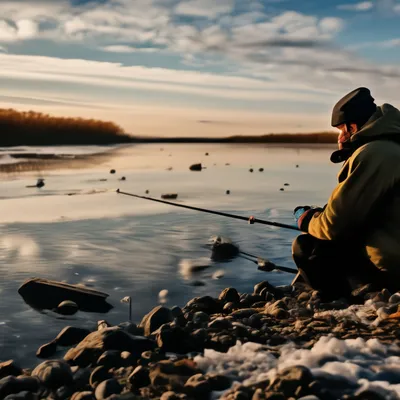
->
[132, 132, 338, 144]
[0, 109, 132, 146]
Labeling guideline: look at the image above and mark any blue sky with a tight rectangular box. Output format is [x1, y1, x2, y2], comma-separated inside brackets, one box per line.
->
[0, 0, 400, 136]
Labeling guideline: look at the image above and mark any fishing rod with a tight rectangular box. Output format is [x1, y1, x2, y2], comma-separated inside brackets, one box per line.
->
[116, 189, 300, 232]
[239, 251, 297, 275]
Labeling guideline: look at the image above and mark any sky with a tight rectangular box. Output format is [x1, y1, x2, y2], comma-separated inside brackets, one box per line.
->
[1, 0, 400, 137]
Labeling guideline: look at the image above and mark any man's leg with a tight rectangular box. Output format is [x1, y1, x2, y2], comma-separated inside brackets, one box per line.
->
[291, 234, 383, 301]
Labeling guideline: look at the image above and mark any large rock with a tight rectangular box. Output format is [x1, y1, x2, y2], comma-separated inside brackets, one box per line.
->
[184, 374, 212, 399]
[55, 327, 92, 347]
[139, 306, 174, 336]
[64, 327, 156, 366]
[184, 296, 222, 315]
[94, 379, 122, 400]
[32, 360, 73, 389]
[0, 361, 22, 379]
[219, 288, 240, 304]
[128, 366, 150, 390]
[36, 341, 58, 358]
[18, 278, 113, 313]
[149, 359, 200, 387]
[268, 366, 313, 398]
[211, 237, 239, 262]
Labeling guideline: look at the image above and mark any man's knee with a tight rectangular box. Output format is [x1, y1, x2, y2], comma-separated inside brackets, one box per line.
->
[292, 234, 315, 260]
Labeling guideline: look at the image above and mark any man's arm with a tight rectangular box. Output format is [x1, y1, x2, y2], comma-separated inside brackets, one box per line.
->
[306, 143, 393, 240]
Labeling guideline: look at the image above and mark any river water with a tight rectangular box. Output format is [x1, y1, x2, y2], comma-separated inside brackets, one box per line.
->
[0, 143, 338, 365]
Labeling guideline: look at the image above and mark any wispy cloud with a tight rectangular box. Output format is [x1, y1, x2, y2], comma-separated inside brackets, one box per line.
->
[101, 45, 159, 53]
[175, 0, 234, 18]
[337, 1, 374, 11]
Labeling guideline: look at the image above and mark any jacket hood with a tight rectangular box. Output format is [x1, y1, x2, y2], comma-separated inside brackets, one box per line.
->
[351, 103, 400, 142]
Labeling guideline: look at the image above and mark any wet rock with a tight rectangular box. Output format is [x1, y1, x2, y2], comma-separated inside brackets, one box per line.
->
[97, 320, 111, 331]
[280, 188, 284, 191]
[389, 293, 400, 304]
[145, 190, 149, 194]
[284, 183, 290, 186]
[206, 374, 232, 391]
[64, 327, 156, 365]
[231, 308, 258, 319]
[139, 306, 174, 336]
[120, 177, 126, 181]
[160, 392, 185, 400]
[149, 359, 200, 387]
[56, 327, 91, 347]
[208, 318, 232, 331]
[32, 360, 73, 389]
[94, 378, 122, 400]
[254, 281, 283, 299]
[211, 237, 239, 262]
[18, 278, 112, 313]
[189, 163, 202, 171]
[156, 324, 195, 353]
[110, 169, 116, 174]
[161, 194, 178, 200]
[73, 367, 91, 389]
[128, 366, 150, 390]
[90, 366, 112, 388]
[0, 377, 18, 399]
[16, 376, 40, 393]
[259, 168, 264, 172]
[0, 361, 22, 379]
[268, 366, 313, 398]
[3, 392, 37, 400]
[57, 300, 79, 315]
[219, 288, 240, 304]
[184, 374, 212, 398]
[185, 296, 222, 315]
[71, 392, 95, 400]
[36, 341, 58, 358]
[249, 169, 254, 173]
[226, 190, 230, 195]
[97, 350, 123, 369]
[223, 302, 237, 314]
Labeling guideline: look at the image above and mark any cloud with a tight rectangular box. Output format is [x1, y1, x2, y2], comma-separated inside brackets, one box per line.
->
[101, 45, 159, 53]
[337, 1, 374, 11]
[175, 0, 234, 18]
[0, 19, 38, 42]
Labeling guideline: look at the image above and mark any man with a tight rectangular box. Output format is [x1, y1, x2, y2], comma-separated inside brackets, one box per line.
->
[292, 87, 400, 301]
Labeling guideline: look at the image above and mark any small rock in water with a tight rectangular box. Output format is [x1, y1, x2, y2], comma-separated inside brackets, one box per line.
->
[212, 270, 225, 280]
[211, 236, 239, 262]
[36, 178, 45, 188]
[189, 163, 202, 171]
[56, 300, 79, 316]
[259, 168, 264, 172]
[249, 168, 254, 173]
[205, 153, 209, 156]
[226, 190, 230, 195]
[296, 164, 299, 168]
[190, 280, 206, 287]
[161, 194, 178, 200]
[36, 341, 58, 359]
[119, 177, 126, 181]
[110, 169, 116, 174]
[280, 188, 285, 191]
[159, 290, 169, 304]
[284, 183, 290, 186]
[145, 190, 149, 194]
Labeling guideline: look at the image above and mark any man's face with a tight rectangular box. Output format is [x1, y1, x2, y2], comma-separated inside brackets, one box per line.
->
[336, 123, 357, 150]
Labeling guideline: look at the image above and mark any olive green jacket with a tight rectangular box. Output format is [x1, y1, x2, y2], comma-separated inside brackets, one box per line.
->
[308, 104, 400, 277]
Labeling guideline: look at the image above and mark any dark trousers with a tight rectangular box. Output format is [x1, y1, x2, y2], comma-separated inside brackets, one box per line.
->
[292, 234, 391, 301]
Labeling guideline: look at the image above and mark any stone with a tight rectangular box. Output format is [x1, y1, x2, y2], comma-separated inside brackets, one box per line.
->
[231, 308, 258, 319]
[268, 366, 313, 398]
[160, 392, 183, 400]
[97, 350, 123, 369]
[18, 278, 112, 313]
[211, 237, 239, 262]
[249, 169, 254, 173]
[97, 320, 111, 331]
[0, 361, 22, 379]
[223, 302, 236, 314]
[64, 327, 156, 365]
[149, 359, 200, 387]
[189, 163, 202, 171]
[110, 169, 116, 174]
[73, 367, 91, 389]
[352, 390, 386, 400]
[56, 327, 91, 346]
[192, 312, 210, 325]
[254, 281, 283, 299]
[32, 360, 73, 389]
[4, 392, 36, 400]
[0, 377, 18, 399]
[259, 168, 264, 172]
[16, 376, 40, 393]
[36, 341, 58, 358]
[206, 374, 232, 391]
[94, 379, 122, 400]
[139, 306, 174, 336]
[71, 392, 95, 400]
[184, 374, 212, 398]
[208, 318, 233, 331]
[161, 194, 178, 200]
[185, 296, 222, 315]
[219, 288, 240, 304]
[128, 366, 150, 389]
[90, 366, 113, 388]
[57, 300, 79, 315]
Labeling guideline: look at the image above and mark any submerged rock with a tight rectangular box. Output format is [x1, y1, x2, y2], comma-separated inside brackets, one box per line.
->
[161, 194, 178, 200]
[210, 236, 239, 262]
[189, 163, 202, 171]
[18, 278, 113, 313]
[56, 300, 79, 315]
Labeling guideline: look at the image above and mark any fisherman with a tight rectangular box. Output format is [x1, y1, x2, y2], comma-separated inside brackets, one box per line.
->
[293, 87, 400, 301]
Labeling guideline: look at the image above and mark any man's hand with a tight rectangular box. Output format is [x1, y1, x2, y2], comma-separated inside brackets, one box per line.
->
[294, 206, 323, 232]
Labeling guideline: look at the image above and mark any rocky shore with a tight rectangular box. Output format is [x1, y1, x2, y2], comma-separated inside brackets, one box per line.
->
[1, 281, 400, 400]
